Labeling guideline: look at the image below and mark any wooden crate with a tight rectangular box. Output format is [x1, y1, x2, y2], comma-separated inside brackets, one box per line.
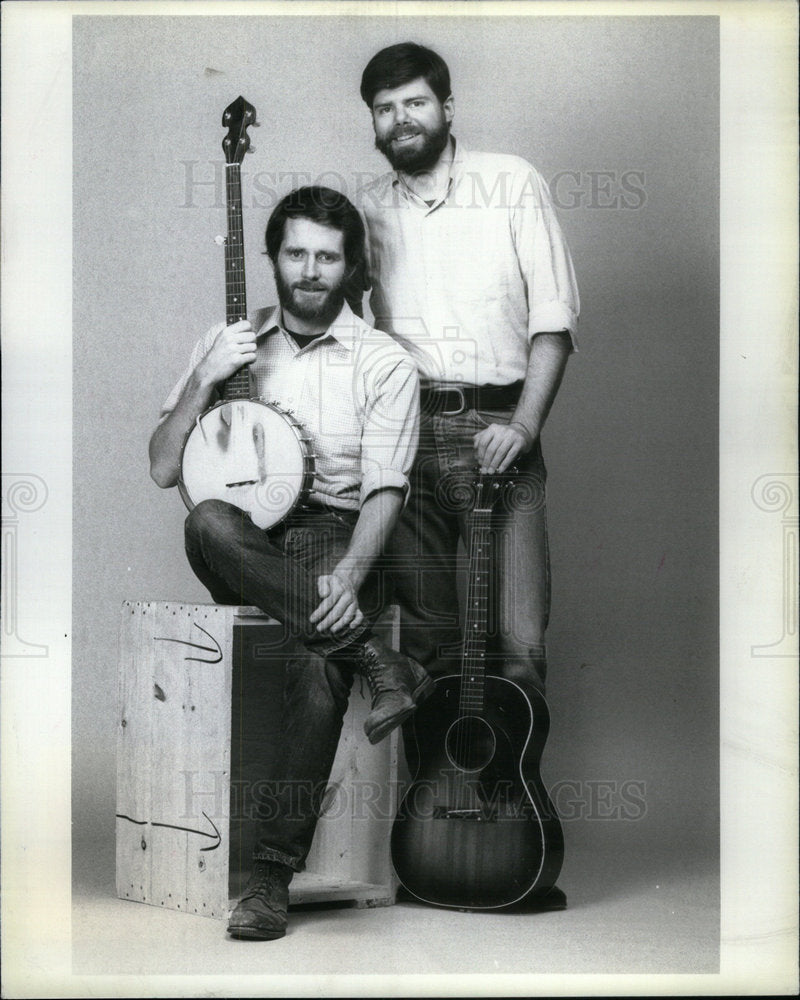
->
[116, 601, 399, 920]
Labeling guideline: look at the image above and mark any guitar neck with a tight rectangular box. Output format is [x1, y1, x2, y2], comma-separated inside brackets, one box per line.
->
[460, 506, 492, 715]
[221, 161, 249, 401]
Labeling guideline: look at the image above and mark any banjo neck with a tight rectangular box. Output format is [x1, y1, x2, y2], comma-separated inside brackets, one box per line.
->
[220, 97, 256, 402]
[179, 96, 316, 532]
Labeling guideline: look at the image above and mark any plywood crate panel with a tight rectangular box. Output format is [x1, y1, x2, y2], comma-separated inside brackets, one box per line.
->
[116, 601, 399, 919]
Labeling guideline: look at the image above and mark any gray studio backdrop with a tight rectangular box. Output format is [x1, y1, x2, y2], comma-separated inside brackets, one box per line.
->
[73, 14, 719, 883]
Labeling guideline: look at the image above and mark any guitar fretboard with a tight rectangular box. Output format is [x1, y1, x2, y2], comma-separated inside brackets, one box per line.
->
[459, 506, 492, 715]
[222, 162, 249, 401]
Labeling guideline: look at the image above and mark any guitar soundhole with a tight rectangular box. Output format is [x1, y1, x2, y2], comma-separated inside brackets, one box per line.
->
[445, 716, 496, 772]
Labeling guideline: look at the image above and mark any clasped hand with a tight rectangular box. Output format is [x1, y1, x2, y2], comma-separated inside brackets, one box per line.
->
[473, 422, 532, 474]
[310, 570, 364, 635]
[199, 320, 258, 384]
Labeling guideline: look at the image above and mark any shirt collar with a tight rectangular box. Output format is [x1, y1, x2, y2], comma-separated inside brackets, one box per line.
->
[391, 135, 466, 212]
[255, 300, 359, 352]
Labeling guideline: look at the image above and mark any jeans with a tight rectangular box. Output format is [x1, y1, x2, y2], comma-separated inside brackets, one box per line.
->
[386, 403, 551, 694]
[184, 498, 378, 871]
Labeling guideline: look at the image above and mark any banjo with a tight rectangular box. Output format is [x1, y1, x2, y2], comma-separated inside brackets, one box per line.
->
[179, 96, 315, 530]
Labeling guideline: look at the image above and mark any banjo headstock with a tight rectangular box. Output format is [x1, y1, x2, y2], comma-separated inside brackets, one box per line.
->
[222, 96, 257, 165]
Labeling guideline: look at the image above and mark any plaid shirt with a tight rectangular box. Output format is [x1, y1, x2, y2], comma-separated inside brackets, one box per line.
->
[161, 302, 419, 510]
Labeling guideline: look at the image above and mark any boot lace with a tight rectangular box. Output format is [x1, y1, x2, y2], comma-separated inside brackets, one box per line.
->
[240, 862, 288, 908]
[361, 646, 392, 695]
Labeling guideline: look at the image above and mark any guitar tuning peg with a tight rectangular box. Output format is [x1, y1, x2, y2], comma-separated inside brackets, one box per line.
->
[246, 146, 257, 154]
[214, 234, 226, 246]
[252, 120, 261, 127]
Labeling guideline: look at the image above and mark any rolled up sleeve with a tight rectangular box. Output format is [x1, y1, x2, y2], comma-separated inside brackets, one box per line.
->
[512, 166, 581, 351]
[359, 352, 420, 508]
[158, 324, 223, 422]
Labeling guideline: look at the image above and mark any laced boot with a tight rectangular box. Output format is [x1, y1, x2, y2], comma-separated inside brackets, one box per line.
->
[349, 637, 434, 745]
[227, 859, 293, 940]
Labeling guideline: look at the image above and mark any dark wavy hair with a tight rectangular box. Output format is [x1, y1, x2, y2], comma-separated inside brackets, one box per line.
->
[265, 186, 367, 312]
[360, 42, 451, 108]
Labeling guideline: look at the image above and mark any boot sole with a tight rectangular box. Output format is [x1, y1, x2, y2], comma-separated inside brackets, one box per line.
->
[227, 925, 286, 940]
[365, 703, 416, 745]
[365, 674, 436, 745]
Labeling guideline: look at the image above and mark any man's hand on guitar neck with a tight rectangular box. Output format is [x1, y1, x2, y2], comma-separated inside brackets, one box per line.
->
[472, 331, 572, 475]
[196, 320, 258, 387]
[473, 422, 532, 475]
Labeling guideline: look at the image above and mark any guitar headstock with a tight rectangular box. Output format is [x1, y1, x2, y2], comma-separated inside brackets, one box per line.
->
[474, 466, 519, 510]
[221, 96, 257, 165]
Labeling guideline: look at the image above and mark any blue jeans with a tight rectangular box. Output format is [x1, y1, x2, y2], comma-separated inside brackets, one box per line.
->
[184, 499, 378, 871]
[387, 404, 551, 694]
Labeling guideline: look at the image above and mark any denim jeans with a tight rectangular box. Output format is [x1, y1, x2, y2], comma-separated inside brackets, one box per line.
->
[184, 498, 378, 871]
[386, 403, 551, 694]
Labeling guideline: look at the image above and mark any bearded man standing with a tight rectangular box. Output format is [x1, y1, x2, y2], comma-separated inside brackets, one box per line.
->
[358, 43, 580, 909]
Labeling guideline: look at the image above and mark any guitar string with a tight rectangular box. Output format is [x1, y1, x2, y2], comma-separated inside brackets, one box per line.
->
[462, 503, 481, 811]
[457, 494, 491, 813]
[472, 506, 491, 811]
[459, 502, 479, 813]
[456, 499, 477, 811]
[471, 506, 490, 812]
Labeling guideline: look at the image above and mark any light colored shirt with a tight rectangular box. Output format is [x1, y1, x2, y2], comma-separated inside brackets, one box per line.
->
[360, 138, 580, 385]
[160, 302, 420, 510]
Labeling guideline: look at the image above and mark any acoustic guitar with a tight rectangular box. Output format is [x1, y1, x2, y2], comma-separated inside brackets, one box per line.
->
[390, 471, 564, 909]
[179, 96, 315, 530]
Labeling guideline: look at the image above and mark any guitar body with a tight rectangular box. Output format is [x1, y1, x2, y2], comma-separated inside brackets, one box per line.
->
[392, 673, 564, 910]
[179, 398, 314, 530]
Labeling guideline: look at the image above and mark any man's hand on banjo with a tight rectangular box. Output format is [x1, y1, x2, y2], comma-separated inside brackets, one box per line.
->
[196, 320, 258, 385]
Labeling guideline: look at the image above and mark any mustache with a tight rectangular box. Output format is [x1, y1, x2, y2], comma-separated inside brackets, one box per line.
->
[293, 281, 328, 291]
[390, 127, 421, 140]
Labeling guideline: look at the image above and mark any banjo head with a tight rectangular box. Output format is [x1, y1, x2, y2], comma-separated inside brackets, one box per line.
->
[179, 399, 314, 529]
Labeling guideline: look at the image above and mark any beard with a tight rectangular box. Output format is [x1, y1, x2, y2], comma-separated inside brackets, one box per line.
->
[275, 269, 347, 326]
[374, 118, 452, 175]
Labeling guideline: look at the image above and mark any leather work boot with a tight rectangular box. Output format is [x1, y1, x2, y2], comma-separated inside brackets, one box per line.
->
[349, 637, 434, 745]
[227, 860, 293, 940]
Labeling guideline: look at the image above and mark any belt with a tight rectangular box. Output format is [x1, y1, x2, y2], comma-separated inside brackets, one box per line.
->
[420, 381, 523, 415]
